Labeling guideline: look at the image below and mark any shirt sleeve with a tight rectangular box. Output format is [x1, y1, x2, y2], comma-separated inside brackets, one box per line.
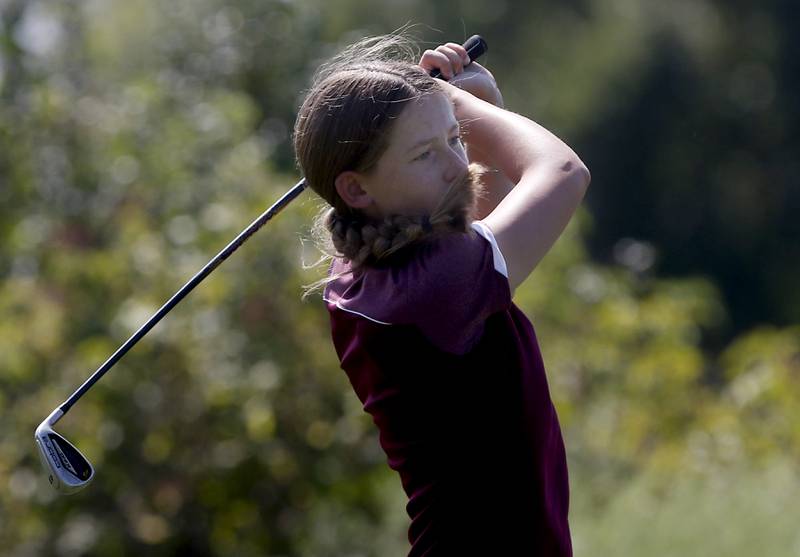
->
[398, 221, 512, 355]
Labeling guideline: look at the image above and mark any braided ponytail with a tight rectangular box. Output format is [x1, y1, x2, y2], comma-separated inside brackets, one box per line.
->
[325, 210, 432, 267]
[310, 162, 486, 271]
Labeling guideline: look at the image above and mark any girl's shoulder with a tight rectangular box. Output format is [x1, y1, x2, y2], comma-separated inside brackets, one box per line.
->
[412, 220, 508, 286]
[324, 221, 511, 353]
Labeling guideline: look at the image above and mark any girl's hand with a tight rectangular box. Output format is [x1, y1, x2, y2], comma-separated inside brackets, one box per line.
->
[418, 42, 504, 108]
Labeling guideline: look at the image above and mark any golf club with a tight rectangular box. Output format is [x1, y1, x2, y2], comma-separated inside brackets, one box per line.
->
[35, 34, 488, 493]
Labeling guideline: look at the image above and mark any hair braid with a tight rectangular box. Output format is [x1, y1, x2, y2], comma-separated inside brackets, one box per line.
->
[320, 162, 487, 269]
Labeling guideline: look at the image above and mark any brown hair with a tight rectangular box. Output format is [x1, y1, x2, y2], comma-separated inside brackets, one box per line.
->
[294, 34, 484, 292]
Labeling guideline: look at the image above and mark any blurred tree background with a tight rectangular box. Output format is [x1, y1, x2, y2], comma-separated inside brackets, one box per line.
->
[1, 0, 798, 555]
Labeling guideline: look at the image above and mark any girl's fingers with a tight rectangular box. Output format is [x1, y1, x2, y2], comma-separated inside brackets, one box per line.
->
[419, 49, 457, 79]
[420, 42, 473, 79]
[444, 42, 471, 65]
[435, 45, 466, 75]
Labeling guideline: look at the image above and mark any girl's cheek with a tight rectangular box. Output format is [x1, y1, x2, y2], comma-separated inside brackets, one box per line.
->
[403, 166, 428, 183]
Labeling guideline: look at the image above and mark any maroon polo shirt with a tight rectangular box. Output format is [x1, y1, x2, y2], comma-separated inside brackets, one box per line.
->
[323, 222, 572, 556]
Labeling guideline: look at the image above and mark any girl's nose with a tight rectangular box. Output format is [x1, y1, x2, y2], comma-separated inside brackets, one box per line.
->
[443, 144, 469, 184]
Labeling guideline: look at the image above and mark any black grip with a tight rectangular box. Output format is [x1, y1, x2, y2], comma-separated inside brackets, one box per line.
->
[429, 35, 488, 80]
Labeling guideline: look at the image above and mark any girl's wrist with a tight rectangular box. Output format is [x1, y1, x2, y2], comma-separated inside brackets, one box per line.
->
[487, 89, 504, 109]
[443, 78, 504, 109]
[447, 84, 499, 123]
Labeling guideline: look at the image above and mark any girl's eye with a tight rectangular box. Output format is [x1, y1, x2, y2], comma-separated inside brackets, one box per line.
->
[413, 136, 462, 162]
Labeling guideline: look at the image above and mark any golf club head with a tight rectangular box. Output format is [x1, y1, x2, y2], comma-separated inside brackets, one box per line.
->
[35, 412, 94, 494]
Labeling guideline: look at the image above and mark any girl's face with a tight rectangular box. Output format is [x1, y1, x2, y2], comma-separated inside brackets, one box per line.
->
[355, 92, 469, 218]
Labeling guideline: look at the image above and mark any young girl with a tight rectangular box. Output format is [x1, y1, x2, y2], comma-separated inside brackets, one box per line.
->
[294, 34, 590, 556]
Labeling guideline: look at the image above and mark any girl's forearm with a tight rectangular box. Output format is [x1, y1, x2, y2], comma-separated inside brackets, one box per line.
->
[467, 142, 515, 219]
[462, 89, 516, 219]
[452, 88, 588, 184]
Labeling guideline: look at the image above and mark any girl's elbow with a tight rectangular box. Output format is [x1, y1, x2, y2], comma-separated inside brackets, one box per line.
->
[560, 158, 591, 191]
[577, 164, 591, 192]
[578, 161, 591, 187]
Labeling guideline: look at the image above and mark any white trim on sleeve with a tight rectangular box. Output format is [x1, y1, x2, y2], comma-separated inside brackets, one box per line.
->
[323, 297, 392, 325]
[470, 221, 509, 278]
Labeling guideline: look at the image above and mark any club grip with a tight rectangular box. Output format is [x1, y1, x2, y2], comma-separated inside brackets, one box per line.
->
[429, 35, 488, 79]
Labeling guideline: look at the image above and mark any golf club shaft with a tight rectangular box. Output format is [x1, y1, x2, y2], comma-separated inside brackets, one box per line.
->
[55, 179, 306, 420]
[51, 34, 488, 426]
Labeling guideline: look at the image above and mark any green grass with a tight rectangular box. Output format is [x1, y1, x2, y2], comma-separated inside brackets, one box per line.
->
[571, 457, 800, 556]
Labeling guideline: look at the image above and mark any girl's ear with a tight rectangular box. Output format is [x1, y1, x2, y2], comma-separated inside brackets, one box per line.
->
[334, 171, 374, 209]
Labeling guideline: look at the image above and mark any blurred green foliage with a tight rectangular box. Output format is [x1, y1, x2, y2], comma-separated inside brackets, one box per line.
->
[1, 0, 798, 555]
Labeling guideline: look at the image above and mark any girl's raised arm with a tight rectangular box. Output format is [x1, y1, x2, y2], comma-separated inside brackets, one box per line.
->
[444, 79, 591, 292]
